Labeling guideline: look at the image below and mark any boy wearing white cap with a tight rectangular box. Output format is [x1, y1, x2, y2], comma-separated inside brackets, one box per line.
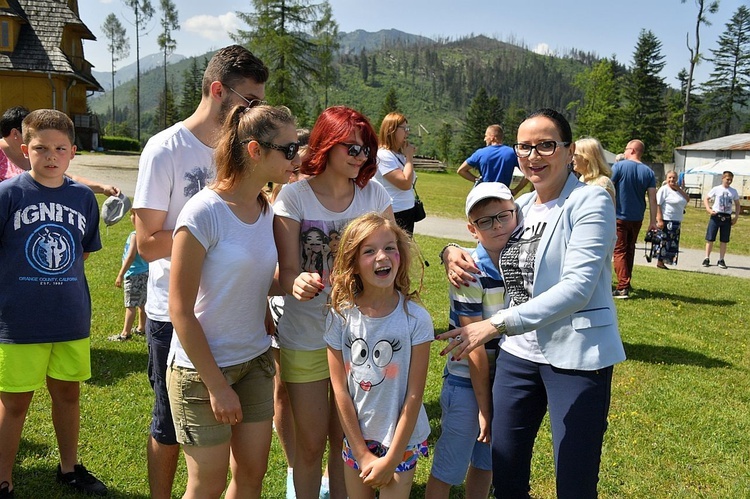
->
[426, 182, 517, 498]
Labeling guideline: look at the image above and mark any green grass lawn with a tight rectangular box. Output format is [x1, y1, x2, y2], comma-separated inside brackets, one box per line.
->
[9, 187, 750, 498]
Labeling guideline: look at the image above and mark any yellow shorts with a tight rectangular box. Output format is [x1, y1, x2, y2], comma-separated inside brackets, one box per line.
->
[279, 348, 329, 383]
[0, 338, 91, 392]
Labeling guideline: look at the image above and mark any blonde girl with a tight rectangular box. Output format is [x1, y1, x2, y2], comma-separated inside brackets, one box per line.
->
[573, 137, 615, 203]
[167, 104, 300, 498]
[325, 213, 432, 499]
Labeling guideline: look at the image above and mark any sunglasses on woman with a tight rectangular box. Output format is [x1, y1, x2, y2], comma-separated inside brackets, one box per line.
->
[339, 143, 371, 158]
[258, 140, 301, 160]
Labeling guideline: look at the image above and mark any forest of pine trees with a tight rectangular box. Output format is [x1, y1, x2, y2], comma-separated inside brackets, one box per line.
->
[93, 3, 750, 166]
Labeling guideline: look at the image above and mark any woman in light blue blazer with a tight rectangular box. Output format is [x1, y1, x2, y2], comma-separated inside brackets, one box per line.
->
[441, 109, 626, 499]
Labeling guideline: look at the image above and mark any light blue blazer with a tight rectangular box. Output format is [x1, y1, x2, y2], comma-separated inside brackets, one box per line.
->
[502, 173, 627, 370]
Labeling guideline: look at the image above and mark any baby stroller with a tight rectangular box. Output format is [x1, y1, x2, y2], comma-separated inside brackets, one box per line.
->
[643, 228, 664, 263]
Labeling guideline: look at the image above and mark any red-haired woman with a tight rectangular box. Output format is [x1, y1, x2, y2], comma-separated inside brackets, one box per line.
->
[273, 106, 394, 499]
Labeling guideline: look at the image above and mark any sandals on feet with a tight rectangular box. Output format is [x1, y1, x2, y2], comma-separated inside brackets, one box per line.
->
[108, 333, 132, 342]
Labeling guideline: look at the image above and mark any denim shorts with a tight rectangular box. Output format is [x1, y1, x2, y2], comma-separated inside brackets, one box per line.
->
[167, 349, 275, 447]
[342, 437, 428, 472]
[706, 213, 732, 243]
[146, 319, 177, 445]
[430, 377, 492, 485]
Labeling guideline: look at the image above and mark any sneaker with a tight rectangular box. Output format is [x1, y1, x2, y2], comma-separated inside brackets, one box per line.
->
[108, 333, 131, 342]
[319, 476, 330, 499]
[702, 258, 710, 267]
[286, 468, 296, 499]
[612, 289, 630, 299]
[56, 464, 108, 496]
[717, 259, 727, 269]
[0, 481, 14, 499]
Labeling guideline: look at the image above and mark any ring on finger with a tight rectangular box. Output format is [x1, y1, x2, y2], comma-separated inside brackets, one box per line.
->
[454, 335, 462, 344]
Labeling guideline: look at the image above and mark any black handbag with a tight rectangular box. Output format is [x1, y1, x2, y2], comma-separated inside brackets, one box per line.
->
[413, 180, 426, 222]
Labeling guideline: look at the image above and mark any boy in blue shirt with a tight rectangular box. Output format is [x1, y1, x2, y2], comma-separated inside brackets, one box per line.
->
[426, 182, 517, 498]
[110, 210, 149, 341]
[0, 110, 106, 497]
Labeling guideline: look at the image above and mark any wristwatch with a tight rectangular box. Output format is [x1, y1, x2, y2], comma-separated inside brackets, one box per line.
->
[489, 312, 507, 337]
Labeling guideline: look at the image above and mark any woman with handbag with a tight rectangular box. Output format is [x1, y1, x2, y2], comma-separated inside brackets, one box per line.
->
[374, 112, 423, 234]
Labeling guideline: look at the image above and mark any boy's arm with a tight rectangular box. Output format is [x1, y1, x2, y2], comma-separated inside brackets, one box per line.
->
[362, 342, 431, 489]
[733, 199, 742, 225]
[704, 192, 715, 214]
[460, 314, 492, 444]
[116, 233, 138, 287]
[65, 173, 120, 196]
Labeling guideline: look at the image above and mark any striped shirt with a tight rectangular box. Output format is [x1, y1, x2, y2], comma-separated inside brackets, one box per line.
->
[445, 243, 505, 381]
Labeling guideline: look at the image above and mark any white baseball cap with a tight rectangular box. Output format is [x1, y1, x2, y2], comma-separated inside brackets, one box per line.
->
[101, 193, 132, 226]
[465, 182, 514, 217]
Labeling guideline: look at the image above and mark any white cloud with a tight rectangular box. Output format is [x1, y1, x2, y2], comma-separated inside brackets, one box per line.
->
[533, 43, 553, 56]
[99, 0, 113, 4]
[184, 13, 240, 41]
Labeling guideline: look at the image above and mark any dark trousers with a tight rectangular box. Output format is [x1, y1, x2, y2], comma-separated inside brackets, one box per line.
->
[146, 318, 178, 445]
[491, 349, 613, 499]
[614, 219, 642, 290]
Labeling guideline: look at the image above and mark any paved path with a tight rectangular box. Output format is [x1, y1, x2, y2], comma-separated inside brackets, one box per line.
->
[68, 153, 750, 279]
[416, 216, 750, 279]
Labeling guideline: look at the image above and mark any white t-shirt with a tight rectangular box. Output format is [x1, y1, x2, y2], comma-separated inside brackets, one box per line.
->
[272, 179, 391, 351]
[324, 294, 433, 447]
[707, 185, 739, 214]
[168, 188, 275, 368]
[133, 122, 215, 322]
[500, 199, 557, 364]
[374, 149, 415, 213]
[656, 185, 688, 222]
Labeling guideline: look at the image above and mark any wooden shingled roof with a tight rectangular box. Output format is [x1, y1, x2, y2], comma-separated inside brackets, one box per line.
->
[0, 0, 102, 90]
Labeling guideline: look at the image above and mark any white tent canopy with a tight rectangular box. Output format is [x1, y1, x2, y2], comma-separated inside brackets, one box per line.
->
[685, 159, 750, 176]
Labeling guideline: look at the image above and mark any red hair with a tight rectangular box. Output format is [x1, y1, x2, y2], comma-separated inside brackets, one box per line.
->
[301, 106, 378, 188]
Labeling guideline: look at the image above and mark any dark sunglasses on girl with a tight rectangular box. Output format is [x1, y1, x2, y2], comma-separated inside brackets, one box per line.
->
[258, 140, 301, 160]
[339, 143, 371, 158]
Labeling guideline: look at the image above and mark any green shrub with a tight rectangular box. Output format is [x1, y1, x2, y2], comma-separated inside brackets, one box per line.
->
[101, 136, 141, 152]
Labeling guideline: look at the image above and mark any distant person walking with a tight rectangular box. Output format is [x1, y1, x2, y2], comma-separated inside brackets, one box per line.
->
[457, 125, 528, 195]
[654, 171, 689, 269]
[702, 171, 741, 269]
[611, 139, 657, 299]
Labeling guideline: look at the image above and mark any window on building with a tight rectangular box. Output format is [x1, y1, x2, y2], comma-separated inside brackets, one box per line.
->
[0, 21, 10, 50]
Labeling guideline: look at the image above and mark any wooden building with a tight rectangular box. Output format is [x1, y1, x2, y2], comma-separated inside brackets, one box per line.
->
[0, 0, 103, 148]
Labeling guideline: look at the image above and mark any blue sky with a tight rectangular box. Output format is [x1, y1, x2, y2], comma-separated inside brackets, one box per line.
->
[79, 0, 746, 87]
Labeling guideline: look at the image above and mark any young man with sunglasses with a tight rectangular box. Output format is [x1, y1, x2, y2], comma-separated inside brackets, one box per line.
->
[132, 45, 268, 499]
[457, 125, 528, 195]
